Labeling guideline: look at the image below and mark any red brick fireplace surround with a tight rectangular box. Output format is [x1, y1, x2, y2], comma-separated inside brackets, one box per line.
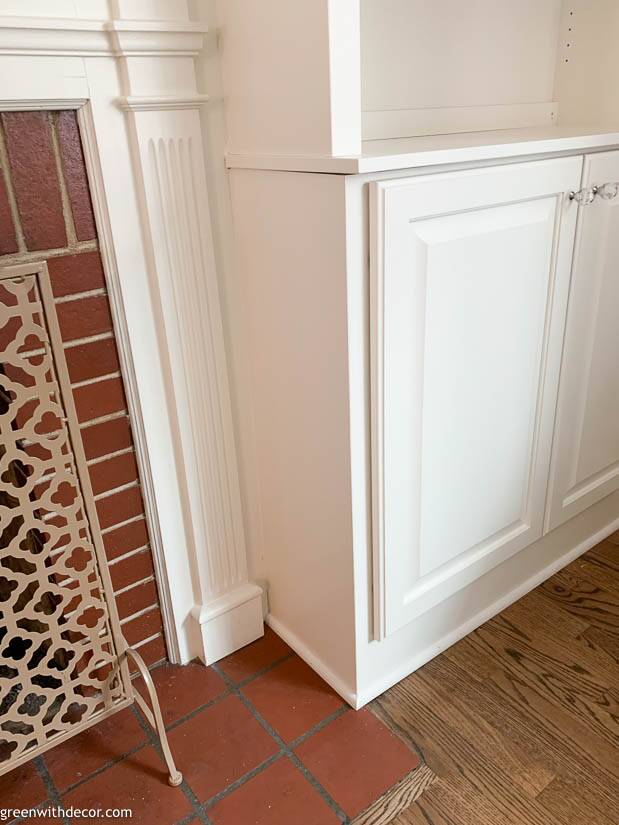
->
[0, 109, 167, 669]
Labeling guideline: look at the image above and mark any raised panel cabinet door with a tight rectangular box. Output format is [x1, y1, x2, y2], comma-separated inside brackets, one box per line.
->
[370, 157, 582, 638]
[547, 151, 619, 530]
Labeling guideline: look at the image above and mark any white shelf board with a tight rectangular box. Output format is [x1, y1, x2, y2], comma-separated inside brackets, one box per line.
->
[226, 124, 619, 175]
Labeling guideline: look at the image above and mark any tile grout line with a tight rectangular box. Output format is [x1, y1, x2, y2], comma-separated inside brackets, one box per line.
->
[201, 752, 283, 811]
[129, 705, 213, 825]
[289, 704, 349, 750]
[33, 755, 71, 825]
[211, 662, 351, 824]
[55, 736, 155, 798]
[27, 653, 350, 824]
[235, 651, 296, 688]
[159, 652, 297, 737]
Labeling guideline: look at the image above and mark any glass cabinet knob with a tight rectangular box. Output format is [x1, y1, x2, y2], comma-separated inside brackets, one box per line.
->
[569, 187, 596, 205]
[595, 182, 619, 200]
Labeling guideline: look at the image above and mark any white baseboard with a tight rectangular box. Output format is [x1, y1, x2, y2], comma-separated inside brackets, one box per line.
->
[356, 512, 619, 707]
[265, 613, 358, 707]
[191, 582, 264, 665]
[269, 511, 619, 710]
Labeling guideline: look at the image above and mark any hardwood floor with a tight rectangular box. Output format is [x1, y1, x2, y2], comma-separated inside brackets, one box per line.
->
[372, 534, 619, 825]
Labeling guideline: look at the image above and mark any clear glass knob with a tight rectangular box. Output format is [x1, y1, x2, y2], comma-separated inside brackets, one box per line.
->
[569, 187, 596, 205]
[596, 182, 619, 200]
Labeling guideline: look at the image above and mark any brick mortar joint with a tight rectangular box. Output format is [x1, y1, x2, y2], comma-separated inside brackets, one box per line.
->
[0, 239, 99, 267]
[0, 117, 27, 253]
[49, 111, 78, 247]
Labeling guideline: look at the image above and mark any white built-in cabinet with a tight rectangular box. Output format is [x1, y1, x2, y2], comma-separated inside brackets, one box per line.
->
[371, 158, 582, 637]
[220, 0, 619, 707]
[547, 151, 619, 529]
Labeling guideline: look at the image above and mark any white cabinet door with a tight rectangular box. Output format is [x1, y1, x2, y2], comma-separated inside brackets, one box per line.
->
[370, 157, 582, 638]
[547, 151, 619, 531]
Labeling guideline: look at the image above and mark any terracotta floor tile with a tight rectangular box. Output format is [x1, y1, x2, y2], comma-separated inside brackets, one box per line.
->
[242, 656, 344, 743]
[209, 756, 340, 825]
[62, 746, 192, 825]
[136, 662, 227, 727]
[0, 757, 48, 808]
[168, 694, 278, 802]
[45, 707, 147, 791]
[219, 627, 292, 683]
[295, 708, 420, 818]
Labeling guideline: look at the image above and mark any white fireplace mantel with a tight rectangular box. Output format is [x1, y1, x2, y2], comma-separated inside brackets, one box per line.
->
[0, 2, 263, 665]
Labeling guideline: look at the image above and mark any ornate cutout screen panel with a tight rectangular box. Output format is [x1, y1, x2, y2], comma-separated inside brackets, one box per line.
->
[0, 261, 131, 775]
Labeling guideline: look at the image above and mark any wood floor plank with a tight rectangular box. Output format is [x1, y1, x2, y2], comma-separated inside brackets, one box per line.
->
[443, 636, 619, 797]
[582, 625, 619, 665]
[392, 785, 453, 825]
[537, 774, 619, 825]
[490, 594, 618, 688]
[565, 551, 619, 595]
[351, 764, 438, 825]
[587, 539, 619, 572]
[377, 677, 563, 825]
[540, 568, 619, 635]
[376, 543, 619, 823]
[453, 632, 619, 792]
[472, 618, 619, 751]
[412, 655, 557, 795]
[395, 775, 518, 825]
[502, 586, 589, 638]
[478, 620, 619, 745]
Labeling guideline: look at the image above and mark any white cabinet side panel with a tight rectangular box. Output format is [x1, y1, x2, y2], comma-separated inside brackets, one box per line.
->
[228, 169, 357, 694]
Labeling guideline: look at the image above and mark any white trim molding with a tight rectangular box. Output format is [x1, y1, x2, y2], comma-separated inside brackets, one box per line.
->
[0, 16, 207, 58]
[119, 94, 210, 112]
[123, 98, 263, 664]
[0, 2, 263, 665]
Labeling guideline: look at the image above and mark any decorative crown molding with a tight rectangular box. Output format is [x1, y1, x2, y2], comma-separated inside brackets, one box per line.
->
[0, 15, 207, 58]
[118, 94, 210, 112]
[107, 19, 207, 58]
[0, 98, 87, 111]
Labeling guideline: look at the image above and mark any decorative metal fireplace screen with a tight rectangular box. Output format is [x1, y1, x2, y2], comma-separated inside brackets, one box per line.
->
[0, 261, 132, 773]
